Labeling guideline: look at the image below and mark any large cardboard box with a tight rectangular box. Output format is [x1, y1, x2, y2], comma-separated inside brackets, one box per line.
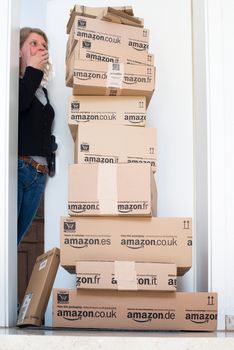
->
[60, 216, 192, 276]
[52, 289, 217, 331]
[72, 60, 155, 106]
[76, 261, 177, 291]
[66, 39, 154, 87]
[68, 163, 156, 216]
[68, 96, 147, 139]
[67, 15, 149, 58]
[17, 247, 60, 326]
[74, 123, 156, 172]
[67, 5, 135, 34]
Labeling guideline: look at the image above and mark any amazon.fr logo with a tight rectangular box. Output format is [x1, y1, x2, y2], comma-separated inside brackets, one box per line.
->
[64, 221, 76, 232]
[57, 292, 69, 304]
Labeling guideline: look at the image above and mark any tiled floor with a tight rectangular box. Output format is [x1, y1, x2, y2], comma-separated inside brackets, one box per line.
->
[0, 328, 234, 350]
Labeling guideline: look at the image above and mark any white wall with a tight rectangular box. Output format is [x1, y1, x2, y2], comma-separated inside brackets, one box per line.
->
[20, 0, 47, 29]
[19, 0, 194, 326]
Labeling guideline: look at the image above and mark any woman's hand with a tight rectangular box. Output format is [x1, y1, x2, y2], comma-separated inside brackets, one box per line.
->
[25, 45, 49, 72]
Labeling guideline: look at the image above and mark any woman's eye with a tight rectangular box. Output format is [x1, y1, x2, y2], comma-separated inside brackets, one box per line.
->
[29, 40, 47, 49]
[30, 40, 37, 47]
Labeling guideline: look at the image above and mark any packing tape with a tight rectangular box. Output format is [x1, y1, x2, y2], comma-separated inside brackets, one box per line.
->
[106, 62, 124, 90]
[97, 164, 118, 214]
[114, 261, 138, 290]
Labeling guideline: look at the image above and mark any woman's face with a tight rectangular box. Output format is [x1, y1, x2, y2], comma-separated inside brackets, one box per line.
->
[20, 32, 48, 72]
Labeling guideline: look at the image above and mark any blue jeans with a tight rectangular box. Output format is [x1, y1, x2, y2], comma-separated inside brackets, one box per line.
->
[18, 159, 46, 245]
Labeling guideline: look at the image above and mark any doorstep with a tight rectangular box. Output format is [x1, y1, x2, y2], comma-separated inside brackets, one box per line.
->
[0, 328, 234, 350]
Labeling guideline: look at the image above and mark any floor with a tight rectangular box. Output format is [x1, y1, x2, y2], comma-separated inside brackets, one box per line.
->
[0, 328, 234, 350]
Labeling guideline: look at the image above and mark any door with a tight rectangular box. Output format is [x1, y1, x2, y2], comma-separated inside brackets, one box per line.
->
[17, 196, 44, 306]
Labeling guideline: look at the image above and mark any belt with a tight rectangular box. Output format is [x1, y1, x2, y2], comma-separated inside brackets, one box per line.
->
[19, 156, 48, 174]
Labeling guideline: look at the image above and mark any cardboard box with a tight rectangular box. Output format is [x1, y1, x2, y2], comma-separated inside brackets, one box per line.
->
[67, 5, 134, 34]
[76, 40, 154, 65]
[76, 261, 177, 291]
[68, 96, 147, 140]
[74, 123, 156, 172]
[52, 289, 217, 331]
[66, 20, 78, 61]
[67, 16, 149, 58]
[98, 7, 144, 28]
[68, 163, 156, 217]
[60, 216, 192, 276]
[66, 39, 154, 87]
[17, 247, 60, 326]
[71, 60, 155, 106]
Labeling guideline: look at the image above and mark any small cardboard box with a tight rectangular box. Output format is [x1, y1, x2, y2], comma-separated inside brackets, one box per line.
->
[76, 261, 177, 291]
[60, 216, 192, 276]
[98, 7, 144, 28]
[71, 60, 155, 106]
[52, 289, 217, 331]
[67, 15, 149, 58]
[68, 163, 156, 216]
[74, 123, 156, 172]
[68, 95, 147, 139]
[76, 38, 154, 65]
[17, 247, 60, 326]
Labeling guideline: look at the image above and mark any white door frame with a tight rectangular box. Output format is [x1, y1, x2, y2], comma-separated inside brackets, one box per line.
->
[193, 0, 234, 330]
[0, 0, 19, 327]
[204, 0, 234, 330]
[192, 0, 209, 293]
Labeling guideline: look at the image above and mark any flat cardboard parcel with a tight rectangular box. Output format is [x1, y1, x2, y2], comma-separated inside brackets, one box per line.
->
[17, 247, 60, 326]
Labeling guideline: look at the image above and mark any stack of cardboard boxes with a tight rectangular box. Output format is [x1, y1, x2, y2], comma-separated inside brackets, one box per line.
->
[53, 5, 217, 331]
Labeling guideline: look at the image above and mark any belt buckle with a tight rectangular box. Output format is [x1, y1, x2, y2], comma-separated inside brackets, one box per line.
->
[36, 163, 42, 173]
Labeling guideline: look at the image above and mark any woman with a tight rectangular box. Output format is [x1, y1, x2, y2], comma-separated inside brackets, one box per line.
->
[18, 27, 56, 245]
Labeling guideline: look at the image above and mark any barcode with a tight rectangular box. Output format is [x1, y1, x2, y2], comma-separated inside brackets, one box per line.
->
[39, 258, 47, 271]
[112, 63, 120, 71]
[17, 292, 33, 323]
[18, 306, 27, 322]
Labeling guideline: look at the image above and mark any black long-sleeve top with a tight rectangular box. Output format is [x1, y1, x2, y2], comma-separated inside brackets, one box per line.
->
[18, 66, 55, 157]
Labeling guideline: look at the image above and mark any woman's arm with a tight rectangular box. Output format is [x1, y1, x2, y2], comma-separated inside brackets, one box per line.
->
[19, 66, 43, 112]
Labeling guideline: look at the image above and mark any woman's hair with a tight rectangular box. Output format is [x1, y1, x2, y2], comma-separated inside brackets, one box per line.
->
[20, 27, 48, 48]
[20, 27, 51, 84]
